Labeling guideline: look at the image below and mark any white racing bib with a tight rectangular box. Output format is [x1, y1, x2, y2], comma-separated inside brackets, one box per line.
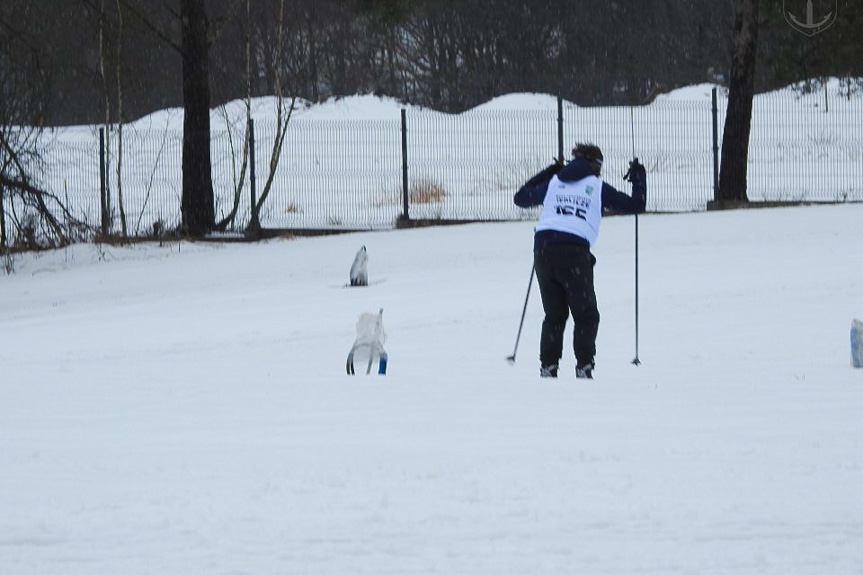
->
[535, 175, 604, 246]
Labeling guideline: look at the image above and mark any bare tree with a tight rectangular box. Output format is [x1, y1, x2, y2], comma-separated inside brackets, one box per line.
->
[95, 0, 113, 234]
[214, 105, 250, 232]
[252, 0, 298, 235]
[717, 0, 760, 203]
[115, 0, 127, 236]
[178, 0, 216, 236]
[95, 0, 129, 236]
[117, 0, 235, 236]
[1, 3, 87, 254]
[214, 0, 252, 233]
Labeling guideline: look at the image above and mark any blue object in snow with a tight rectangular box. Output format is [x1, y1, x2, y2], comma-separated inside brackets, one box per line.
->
[852, 319, 863, 369]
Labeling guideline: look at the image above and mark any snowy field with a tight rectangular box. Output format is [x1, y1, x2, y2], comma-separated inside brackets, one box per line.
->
[2, 203, 862, 574]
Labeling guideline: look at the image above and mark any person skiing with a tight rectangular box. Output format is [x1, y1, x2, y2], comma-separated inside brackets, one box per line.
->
[514, 143, 646, 379]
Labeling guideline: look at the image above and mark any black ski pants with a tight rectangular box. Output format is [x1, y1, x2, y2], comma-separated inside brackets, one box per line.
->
[534, 242, 599, 369]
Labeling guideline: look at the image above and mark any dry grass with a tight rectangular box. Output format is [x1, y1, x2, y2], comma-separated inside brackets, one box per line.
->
[409, 178, 447, 204]
[375, 178, 447, 208]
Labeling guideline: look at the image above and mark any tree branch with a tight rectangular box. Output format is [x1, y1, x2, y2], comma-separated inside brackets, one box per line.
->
[209, 0, 246, 45]
[116, 0, 181, 52]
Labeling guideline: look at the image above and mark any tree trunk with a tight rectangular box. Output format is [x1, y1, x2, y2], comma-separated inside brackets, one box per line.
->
[253, 0, 294, 235]
[717, 0, 759, 203]
[214, 0, 251, 233]
[98, 0, 112, 227]
[0, 188, 6, 252]
[115, 0, 127, 237]
[180, 0, 215, 236]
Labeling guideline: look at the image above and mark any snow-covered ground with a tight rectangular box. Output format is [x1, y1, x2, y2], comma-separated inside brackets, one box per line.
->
[2, 203, 862, 574]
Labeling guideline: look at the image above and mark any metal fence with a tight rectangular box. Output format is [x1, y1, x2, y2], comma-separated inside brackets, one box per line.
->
[11, 86, 863, 236]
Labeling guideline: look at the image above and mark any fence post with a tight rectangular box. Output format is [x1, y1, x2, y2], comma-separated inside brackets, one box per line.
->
[248, 118, 260, 238]
[711, 87, 720, 199]
[401, 109, 409, 221]
[824, 81, 829, 113]
[557, 96, 564, 163]
[99, 127, 108, 236]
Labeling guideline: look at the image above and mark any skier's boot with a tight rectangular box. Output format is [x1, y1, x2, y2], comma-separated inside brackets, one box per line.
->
[540, 363, 559, 378]
[576, 362, 594, 379]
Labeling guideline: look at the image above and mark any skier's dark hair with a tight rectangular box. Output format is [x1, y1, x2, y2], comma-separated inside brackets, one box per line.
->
[572, 143, 603, 175]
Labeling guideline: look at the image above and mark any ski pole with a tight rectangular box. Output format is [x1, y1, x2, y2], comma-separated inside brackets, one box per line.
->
[632, 211, 641, 366]
[630, 107, 641, 366]
[506, 264, 535, 364]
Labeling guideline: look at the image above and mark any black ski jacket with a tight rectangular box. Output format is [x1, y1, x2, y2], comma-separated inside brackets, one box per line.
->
[514, 157, 646, 250]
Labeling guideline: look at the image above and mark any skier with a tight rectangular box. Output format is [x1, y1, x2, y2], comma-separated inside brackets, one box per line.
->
[514, 143, 646, 379]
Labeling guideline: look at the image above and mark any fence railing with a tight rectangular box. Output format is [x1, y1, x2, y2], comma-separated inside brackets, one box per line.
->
[9, 86, 863, 237]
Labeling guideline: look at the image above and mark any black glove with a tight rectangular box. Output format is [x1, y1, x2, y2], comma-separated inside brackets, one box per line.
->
[623, 158, 646, 183]
[525, 160, 563, 187]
